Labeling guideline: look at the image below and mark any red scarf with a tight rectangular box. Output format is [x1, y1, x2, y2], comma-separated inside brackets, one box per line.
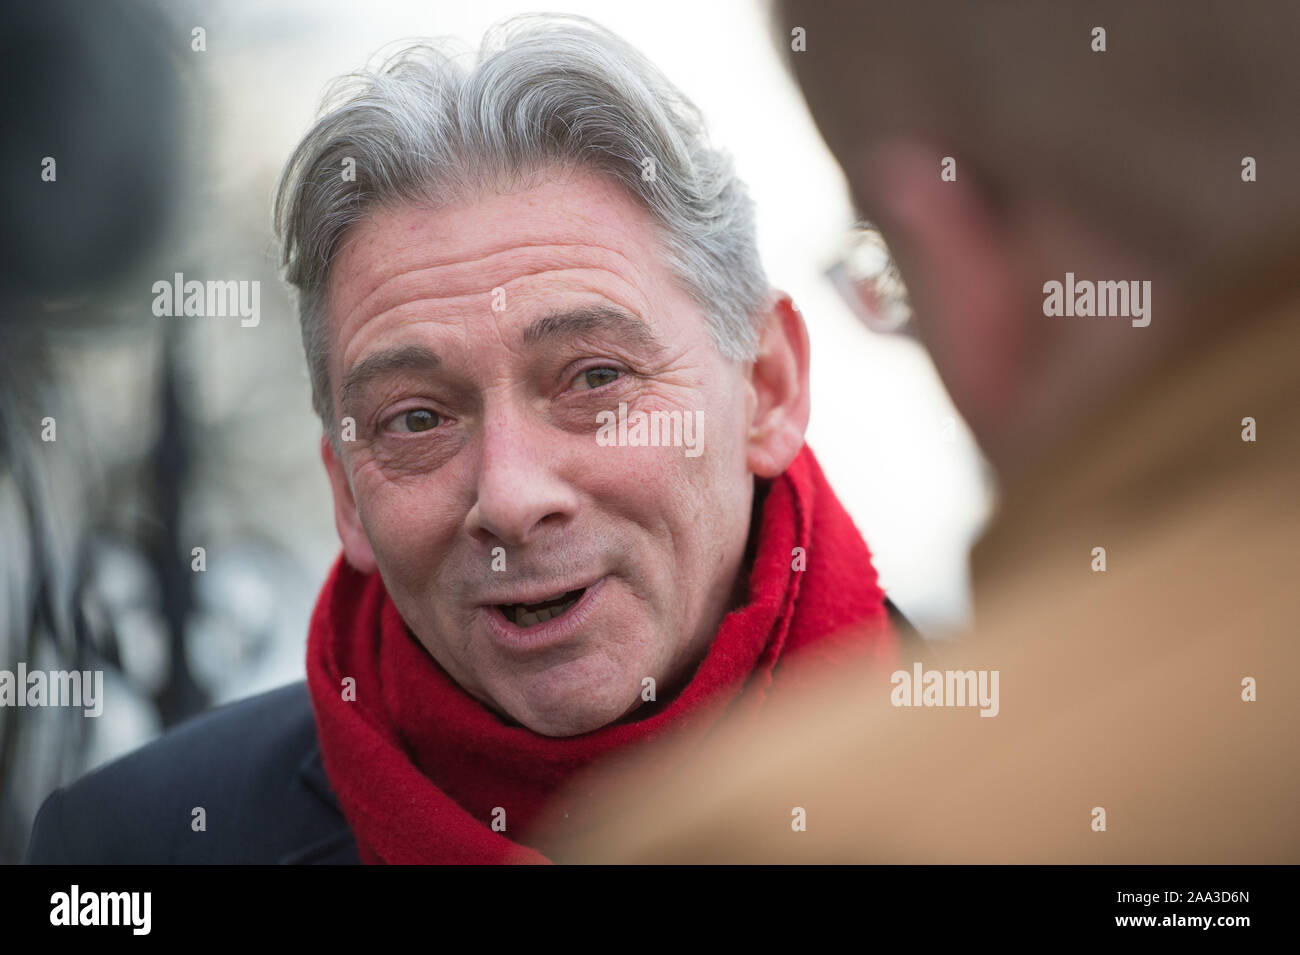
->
[306, 445, 897, 863]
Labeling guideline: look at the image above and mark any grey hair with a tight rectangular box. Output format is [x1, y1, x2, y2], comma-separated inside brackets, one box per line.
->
[273, 13, 769, 436]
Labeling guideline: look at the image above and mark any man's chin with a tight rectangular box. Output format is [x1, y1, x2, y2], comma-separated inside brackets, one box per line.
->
[492, 676, 644, 738]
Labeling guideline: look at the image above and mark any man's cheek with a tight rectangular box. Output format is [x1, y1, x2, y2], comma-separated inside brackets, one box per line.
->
[581, 447, 671, 502]
[613, 459, 696, 532]
[356, 490, 442, 578]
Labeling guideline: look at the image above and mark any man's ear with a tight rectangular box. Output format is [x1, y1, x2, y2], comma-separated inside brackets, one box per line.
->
[746, 290, 811, 478]
[850, 139, 1031, 433]
[321, 434, 378, 575]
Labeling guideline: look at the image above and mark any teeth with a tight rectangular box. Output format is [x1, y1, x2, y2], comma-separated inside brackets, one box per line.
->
[505, 593, 581, 628]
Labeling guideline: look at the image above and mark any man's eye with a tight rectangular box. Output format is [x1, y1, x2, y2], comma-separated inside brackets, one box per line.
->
[387, 408, 441, 433]
[574, 367, 622, 391]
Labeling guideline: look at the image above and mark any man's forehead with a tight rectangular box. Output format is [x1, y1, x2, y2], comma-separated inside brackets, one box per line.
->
[328, 171, 663, 329]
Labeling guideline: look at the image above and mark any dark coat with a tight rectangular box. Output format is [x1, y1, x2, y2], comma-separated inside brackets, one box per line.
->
[24, 681, 360, 864]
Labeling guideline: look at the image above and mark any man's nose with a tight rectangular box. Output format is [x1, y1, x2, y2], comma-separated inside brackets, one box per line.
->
[463, 402, 579, 548]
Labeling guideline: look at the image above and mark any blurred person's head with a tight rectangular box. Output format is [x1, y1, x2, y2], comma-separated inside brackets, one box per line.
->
[778, 0, 1300, 481]
[274, 15, 809, 737]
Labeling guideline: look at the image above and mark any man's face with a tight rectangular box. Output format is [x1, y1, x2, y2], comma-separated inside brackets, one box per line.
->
[321, 167, 757, 737]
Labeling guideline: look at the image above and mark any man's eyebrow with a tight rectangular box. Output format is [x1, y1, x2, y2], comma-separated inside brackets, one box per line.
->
[522, 306, 665, 354]
[338, 308, 660, 410]
[340, 344, 441, 411]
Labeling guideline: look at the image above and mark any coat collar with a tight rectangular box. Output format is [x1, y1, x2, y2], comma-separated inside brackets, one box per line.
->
[278, 744, 360, 864]
[971, 285, 1300, 602]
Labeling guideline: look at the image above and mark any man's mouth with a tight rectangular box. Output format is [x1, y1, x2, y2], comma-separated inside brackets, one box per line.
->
[496, 588, 586, 628]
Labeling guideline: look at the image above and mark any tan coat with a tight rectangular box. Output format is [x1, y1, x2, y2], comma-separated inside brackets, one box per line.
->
[542, 294, 1300, 863]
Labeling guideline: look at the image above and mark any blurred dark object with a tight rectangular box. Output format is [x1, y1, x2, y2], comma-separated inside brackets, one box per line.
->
[0, 0, 196, 863]
[0, 0, 180, 300]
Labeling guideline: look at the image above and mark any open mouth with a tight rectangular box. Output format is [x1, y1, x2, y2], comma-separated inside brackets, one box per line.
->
[496, 588, 586, 628]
